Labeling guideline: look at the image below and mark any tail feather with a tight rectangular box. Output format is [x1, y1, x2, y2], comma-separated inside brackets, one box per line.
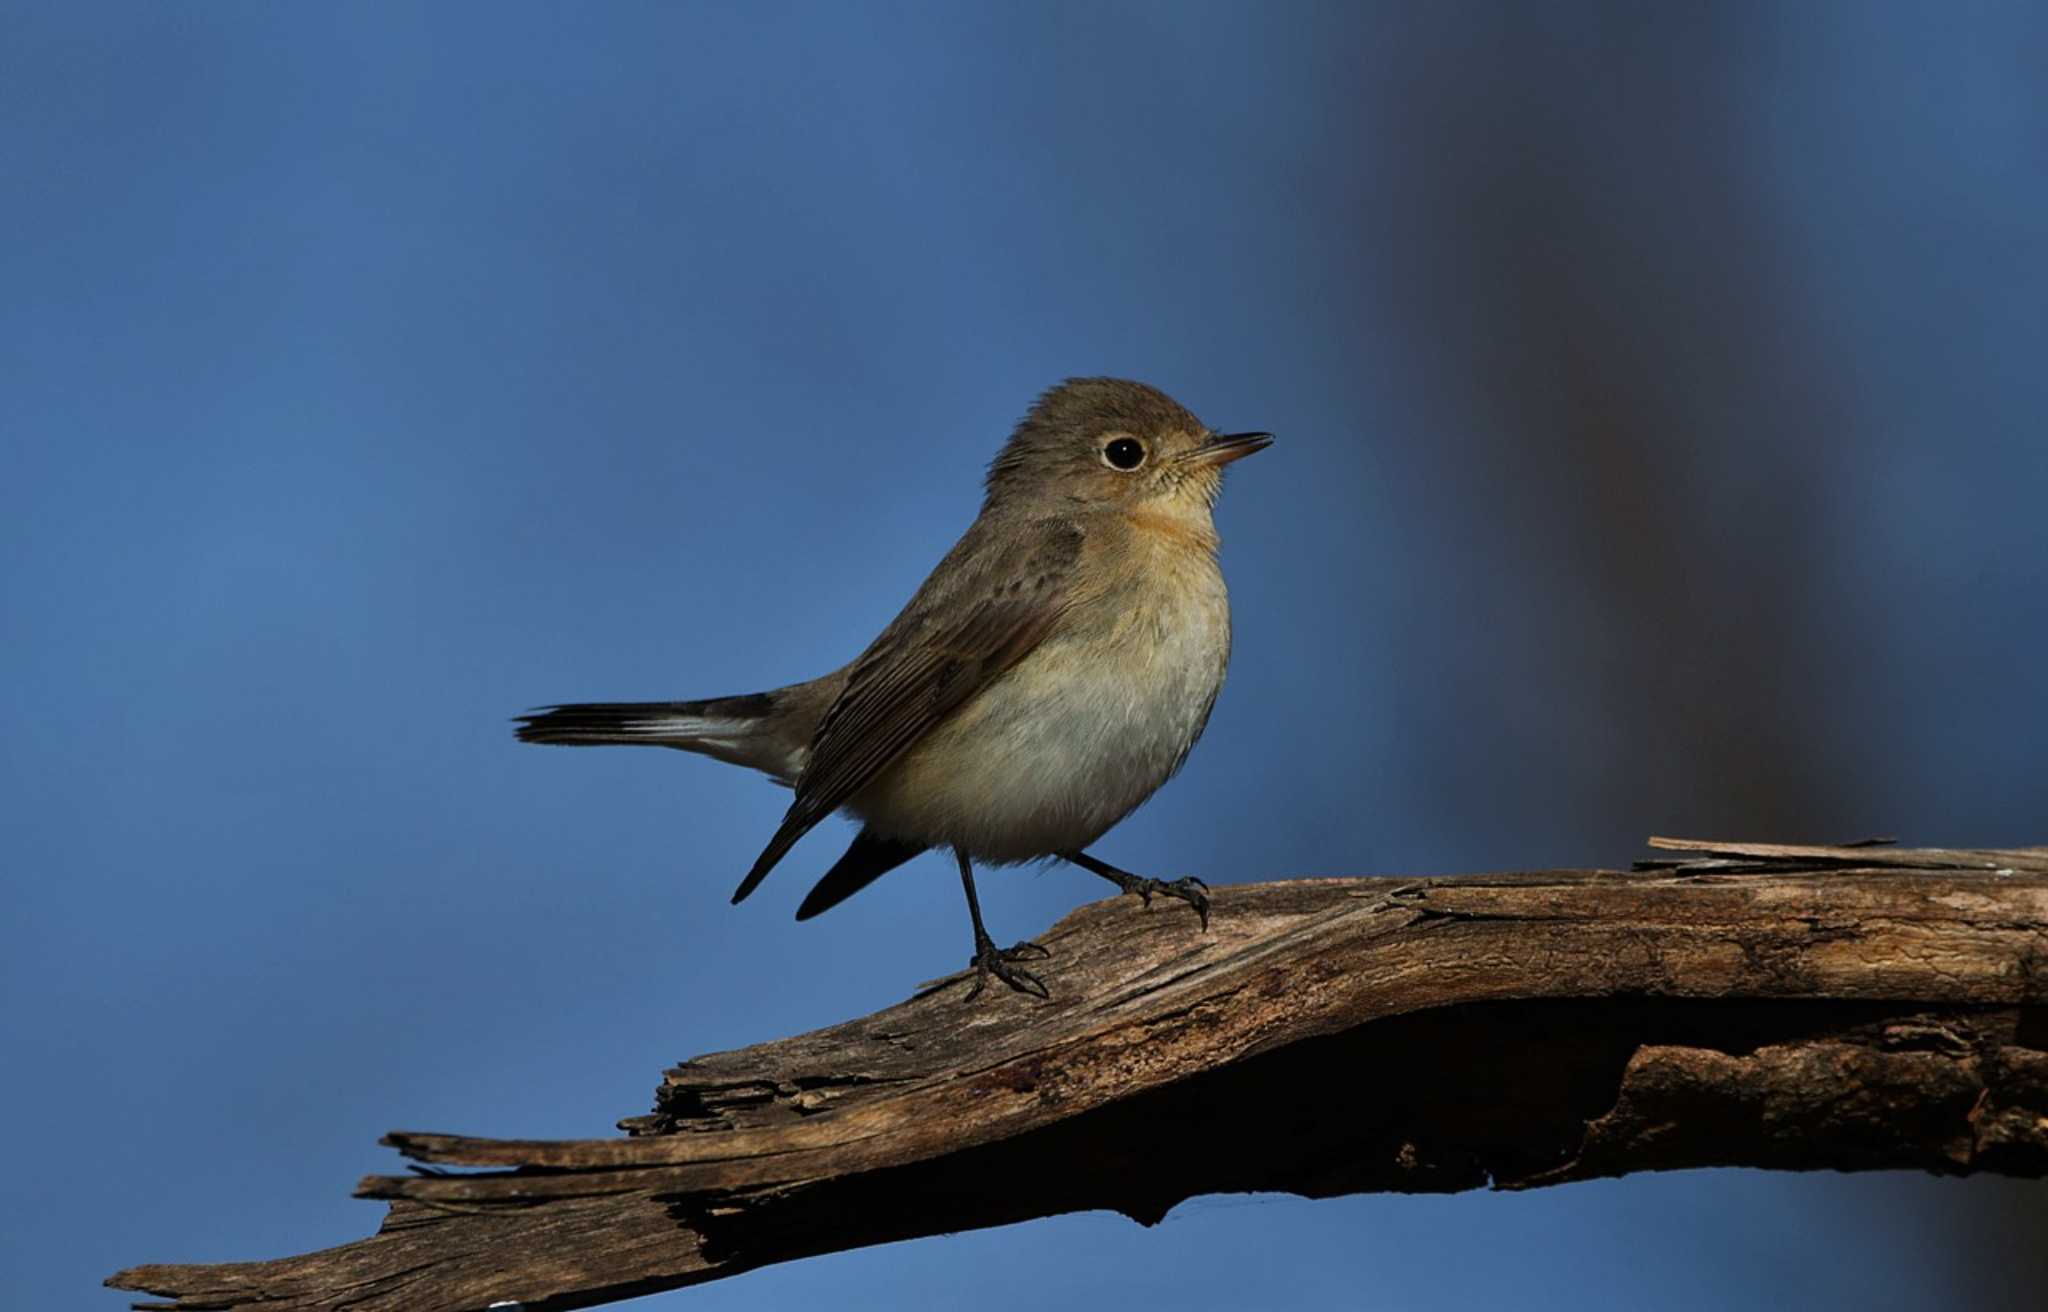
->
[515, 693, 805, 784]
[514, 695, 766, 745]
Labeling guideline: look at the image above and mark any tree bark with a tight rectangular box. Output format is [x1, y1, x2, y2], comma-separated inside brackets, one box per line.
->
[110, 839, 2048, 1312]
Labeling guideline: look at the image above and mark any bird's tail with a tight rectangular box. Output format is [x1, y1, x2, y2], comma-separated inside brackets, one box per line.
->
[515, 685, 826, 786]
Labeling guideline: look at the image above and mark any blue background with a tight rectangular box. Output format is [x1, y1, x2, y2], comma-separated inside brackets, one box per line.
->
[6, 3, 2046, 1308]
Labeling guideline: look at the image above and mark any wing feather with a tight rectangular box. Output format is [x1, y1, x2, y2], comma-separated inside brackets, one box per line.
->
[730, 517, 1084, 903]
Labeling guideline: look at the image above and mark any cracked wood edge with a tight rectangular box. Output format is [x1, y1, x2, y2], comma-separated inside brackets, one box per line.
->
[110, 842, 2048, 1311]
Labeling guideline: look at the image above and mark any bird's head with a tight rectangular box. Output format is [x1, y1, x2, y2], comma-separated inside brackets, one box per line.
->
[984, 377, 1271, 517]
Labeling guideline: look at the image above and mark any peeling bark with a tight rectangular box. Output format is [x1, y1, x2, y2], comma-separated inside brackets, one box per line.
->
[110, 840, 2048, 1311]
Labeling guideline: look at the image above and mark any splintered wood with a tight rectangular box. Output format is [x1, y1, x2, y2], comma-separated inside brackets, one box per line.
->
[112, 840, 2048, 1312]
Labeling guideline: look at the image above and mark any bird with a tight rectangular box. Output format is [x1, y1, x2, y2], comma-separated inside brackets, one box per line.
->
[515, 378, 1271, 999]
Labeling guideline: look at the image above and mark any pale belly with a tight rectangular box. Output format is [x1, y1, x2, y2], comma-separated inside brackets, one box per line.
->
[850, 571, 1232, 863]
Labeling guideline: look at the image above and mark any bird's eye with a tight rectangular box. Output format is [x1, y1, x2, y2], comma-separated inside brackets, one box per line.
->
[1102, 437, 1147, 471]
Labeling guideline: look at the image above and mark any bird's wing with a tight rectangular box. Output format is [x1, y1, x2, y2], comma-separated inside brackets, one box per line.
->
[793, 827, 928, 920]
[730, 517, 1085, 904]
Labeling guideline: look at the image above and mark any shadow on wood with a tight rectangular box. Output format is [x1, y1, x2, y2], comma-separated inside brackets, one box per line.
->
[110, 839, 2048, 1311]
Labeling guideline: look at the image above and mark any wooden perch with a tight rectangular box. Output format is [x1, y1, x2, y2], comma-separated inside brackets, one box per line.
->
[111, 839, 2048, 1311]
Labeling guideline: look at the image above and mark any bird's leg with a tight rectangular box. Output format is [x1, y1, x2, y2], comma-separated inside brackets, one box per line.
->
[956, 847, 1051, 1001]
[1063, 850, 1211, 930]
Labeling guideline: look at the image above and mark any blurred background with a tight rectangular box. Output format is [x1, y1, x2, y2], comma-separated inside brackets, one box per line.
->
[6, 2, 2045, 1308]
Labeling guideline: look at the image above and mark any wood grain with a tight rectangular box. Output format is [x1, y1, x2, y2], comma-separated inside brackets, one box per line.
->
[110, 840, 2048, 1311]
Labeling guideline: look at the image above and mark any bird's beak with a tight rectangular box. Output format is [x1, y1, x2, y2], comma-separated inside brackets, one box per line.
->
[1183, 431, 1275, 468]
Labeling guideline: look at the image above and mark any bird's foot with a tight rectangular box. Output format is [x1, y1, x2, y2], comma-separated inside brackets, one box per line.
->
[965, 934, 1052, 1001]
[1107, 873, 1211, 930]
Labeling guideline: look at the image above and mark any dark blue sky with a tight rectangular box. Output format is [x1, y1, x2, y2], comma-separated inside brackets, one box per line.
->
[6, 3, 2045, 1309]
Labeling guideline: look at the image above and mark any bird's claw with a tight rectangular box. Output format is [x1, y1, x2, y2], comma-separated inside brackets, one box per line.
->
[1110, 873, 1212, 930]
[964, 936, 1053, 1001]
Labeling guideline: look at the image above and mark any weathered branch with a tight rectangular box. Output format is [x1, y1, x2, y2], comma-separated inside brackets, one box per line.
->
[112, 839, 2048, 1311]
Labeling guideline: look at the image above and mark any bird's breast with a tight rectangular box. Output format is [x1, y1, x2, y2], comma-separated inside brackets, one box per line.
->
[854, 542, 1232, 863]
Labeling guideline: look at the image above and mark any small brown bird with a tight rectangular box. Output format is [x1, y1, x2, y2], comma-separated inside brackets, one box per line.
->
[517, 378, 1271, 998]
